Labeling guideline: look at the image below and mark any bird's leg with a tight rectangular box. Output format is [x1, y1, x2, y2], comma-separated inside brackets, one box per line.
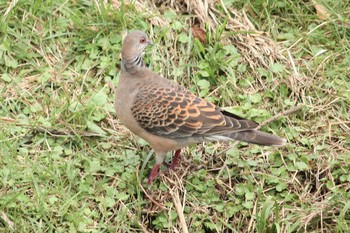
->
[168, 149, 181, 171]
[148, 151, 180, 184]
[148, 163, 161, 185]
[148, 152, 166, 185]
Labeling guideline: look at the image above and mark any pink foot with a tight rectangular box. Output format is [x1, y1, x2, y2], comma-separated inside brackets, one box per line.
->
[148, 163, 161, 185]
[168, 149, 181, 171]
[148, 150, 181, 184]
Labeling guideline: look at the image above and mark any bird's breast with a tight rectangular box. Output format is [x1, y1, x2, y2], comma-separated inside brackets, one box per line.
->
[114, 77, 144, 134]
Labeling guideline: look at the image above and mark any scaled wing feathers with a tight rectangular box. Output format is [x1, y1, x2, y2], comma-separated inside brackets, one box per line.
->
[131, 79, 259, 139]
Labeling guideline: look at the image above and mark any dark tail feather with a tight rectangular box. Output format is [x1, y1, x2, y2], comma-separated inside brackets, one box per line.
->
[228, 130, 286, 146]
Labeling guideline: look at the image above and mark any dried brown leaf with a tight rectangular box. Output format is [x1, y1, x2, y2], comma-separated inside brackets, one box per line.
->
[311, 0, 331, 20]
[192, 25, 206, 45]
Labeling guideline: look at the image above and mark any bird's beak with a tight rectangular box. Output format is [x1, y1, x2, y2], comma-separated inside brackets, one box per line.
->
[148, 40, 153, 46]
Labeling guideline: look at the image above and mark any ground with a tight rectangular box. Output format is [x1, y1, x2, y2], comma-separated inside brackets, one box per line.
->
[0, 0, 349, 232]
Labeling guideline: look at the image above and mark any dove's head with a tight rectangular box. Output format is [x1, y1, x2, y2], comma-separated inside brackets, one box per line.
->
[121, 30, 153, 61]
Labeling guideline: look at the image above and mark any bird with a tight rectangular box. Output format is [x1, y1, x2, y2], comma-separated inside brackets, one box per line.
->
[115, 30, 286, 184]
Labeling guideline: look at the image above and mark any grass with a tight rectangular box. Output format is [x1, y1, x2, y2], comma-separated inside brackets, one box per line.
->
[0, 0, 349, 232]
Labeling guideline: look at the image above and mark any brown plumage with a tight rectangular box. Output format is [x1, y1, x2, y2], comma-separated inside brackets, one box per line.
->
[115, 30, 286, 184]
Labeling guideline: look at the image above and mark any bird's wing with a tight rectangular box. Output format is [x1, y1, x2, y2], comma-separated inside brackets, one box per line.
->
[131, 80, 259, 139]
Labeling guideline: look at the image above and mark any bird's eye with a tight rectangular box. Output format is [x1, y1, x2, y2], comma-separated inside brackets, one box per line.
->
[140, 37, 146, 43]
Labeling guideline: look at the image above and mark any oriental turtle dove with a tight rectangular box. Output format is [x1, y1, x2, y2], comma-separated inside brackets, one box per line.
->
[115, 30, 286, 184]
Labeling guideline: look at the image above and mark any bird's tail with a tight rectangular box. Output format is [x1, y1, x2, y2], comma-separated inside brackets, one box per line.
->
[227, 130, 287, 146]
